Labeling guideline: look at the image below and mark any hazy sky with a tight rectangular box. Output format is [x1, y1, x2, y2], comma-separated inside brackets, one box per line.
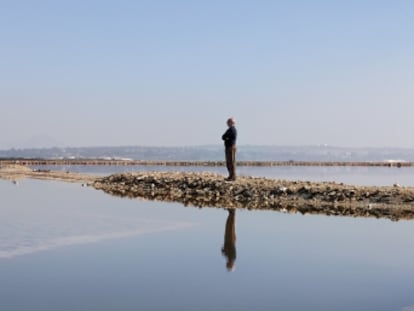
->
[1, 1, 413, 149]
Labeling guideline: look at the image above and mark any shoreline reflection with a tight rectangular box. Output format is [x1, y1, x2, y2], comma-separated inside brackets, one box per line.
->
[221, 209, 236, 271]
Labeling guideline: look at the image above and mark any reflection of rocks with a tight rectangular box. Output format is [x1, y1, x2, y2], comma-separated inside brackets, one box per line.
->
[94, 172, 414, 221]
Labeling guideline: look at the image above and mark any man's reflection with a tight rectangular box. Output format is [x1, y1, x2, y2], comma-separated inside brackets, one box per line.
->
[221, 208, 236, 271]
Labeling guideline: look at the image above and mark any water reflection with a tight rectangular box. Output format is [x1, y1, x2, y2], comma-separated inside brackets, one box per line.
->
[222, 209, 236, 271]
[3, 178, 414, 310]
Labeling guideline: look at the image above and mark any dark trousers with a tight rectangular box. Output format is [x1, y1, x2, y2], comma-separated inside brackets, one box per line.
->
[225, 145, 236, 179]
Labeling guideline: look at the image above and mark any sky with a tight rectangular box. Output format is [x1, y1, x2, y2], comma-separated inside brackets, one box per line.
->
[1, 0, 414, 149]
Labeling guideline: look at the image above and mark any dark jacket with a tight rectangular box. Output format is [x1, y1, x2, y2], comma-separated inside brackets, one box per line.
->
[222, 126, 237, 148]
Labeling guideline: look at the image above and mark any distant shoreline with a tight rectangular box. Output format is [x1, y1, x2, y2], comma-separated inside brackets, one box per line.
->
[0, 159, 411, 167]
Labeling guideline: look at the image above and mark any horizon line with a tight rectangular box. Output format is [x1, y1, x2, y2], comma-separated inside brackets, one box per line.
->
[3, 144, 414, 152]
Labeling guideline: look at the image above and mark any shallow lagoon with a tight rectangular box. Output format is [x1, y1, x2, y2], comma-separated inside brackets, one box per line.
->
[2, 166, 414, 310]
[35, 164, 414, 186]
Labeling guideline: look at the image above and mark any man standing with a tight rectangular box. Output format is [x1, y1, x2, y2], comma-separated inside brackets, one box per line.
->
[222, 117, 237, 181]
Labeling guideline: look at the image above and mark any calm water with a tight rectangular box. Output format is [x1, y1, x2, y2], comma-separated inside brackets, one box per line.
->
[2, 166, 414, 311]
[35, 164, 414, 186]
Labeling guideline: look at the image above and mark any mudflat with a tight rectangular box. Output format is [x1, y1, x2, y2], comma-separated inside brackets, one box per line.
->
[0, 165, 98, 184]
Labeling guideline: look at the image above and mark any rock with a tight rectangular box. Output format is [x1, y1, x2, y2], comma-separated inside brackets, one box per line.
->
[92, 171, 414, 221]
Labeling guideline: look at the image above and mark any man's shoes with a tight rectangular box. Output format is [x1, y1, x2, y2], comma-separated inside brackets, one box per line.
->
[225, 176, 236, 181]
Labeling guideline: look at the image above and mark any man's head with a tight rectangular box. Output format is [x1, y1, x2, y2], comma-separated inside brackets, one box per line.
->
[227, 117, 235, 127]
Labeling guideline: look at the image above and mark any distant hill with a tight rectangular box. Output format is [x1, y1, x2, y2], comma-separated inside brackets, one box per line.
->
[2, 145, 414, 162]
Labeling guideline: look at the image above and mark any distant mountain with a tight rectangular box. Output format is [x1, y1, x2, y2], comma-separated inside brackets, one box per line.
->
[2, 145, 414, 162]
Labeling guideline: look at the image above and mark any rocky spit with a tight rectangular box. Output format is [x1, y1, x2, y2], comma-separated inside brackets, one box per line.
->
[3, 165, 414, 221]
[93, 171, 414, 221]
